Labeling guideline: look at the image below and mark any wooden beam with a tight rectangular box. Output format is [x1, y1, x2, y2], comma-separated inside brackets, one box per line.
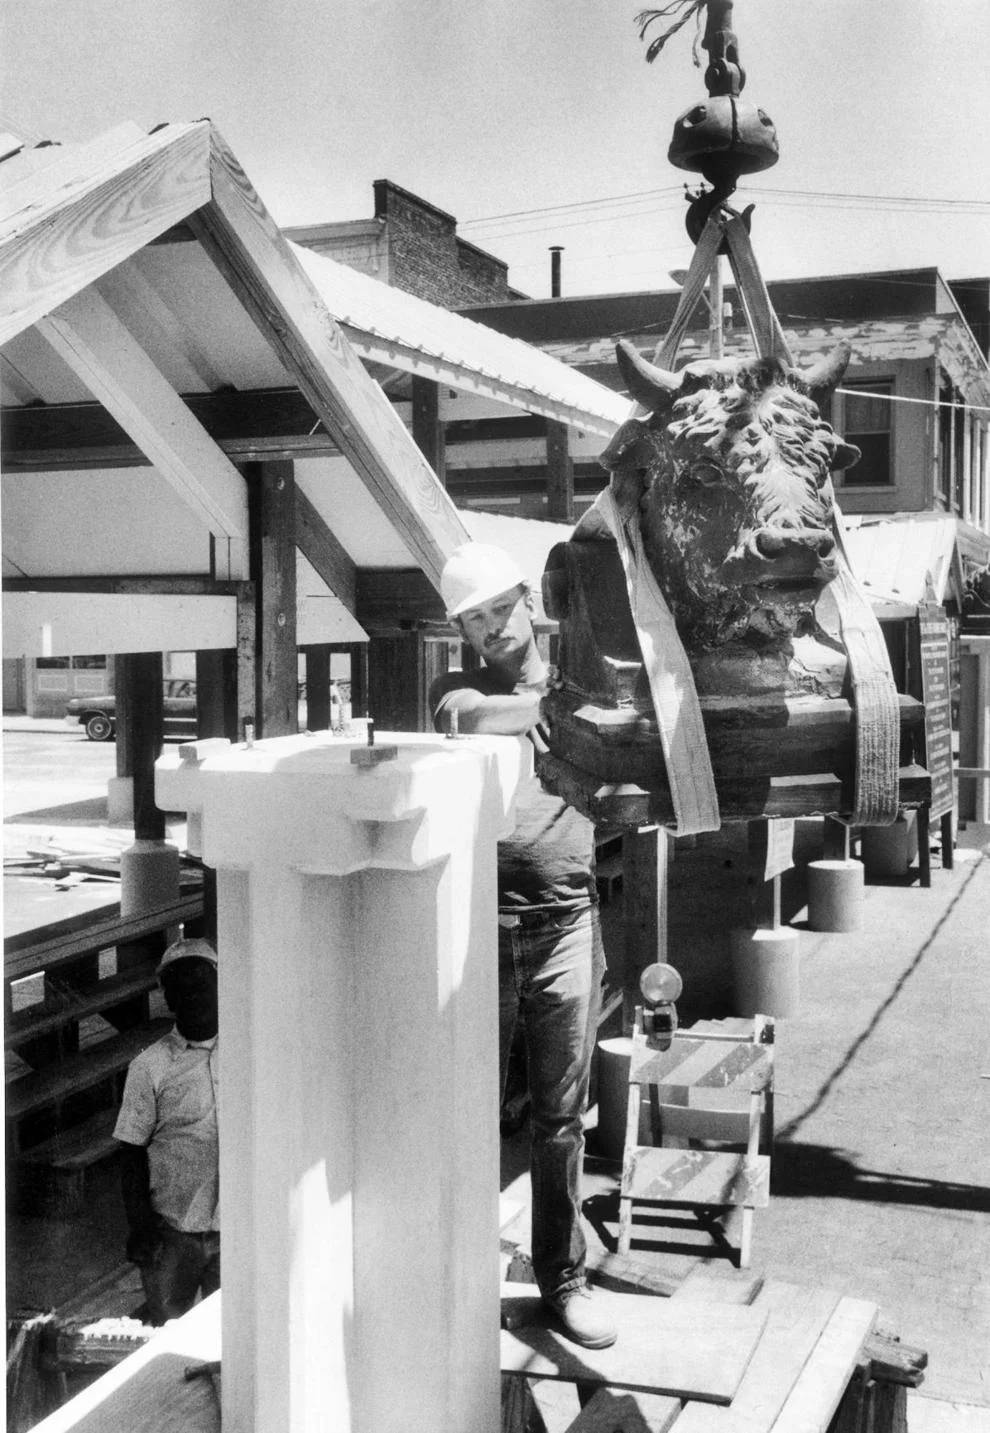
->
[0, 122, 213, 345]
[3, 575, 248, 597]
[35, 286, 248, 571]
[355, 567, 447, 632]
[1, 388, 348, 470]
[246, 460, 297, 737]
[293, 487, 357, 614]
[189, 126, 469, 589]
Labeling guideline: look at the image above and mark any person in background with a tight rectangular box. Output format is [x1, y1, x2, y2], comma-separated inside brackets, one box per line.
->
[114, 937, 219, 1325]
[430, 542, 616, 1350]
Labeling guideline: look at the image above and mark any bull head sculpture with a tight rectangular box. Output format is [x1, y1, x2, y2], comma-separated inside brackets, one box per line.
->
[601, 339, 860, 653]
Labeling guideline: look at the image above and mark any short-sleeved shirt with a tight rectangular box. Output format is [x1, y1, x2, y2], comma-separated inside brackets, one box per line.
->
[114, 1028, 219, 1233]
[430, 667, 596, 912]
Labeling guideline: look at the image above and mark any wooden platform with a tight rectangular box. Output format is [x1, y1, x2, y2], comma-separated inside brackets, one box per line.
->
[22, 1276, 916, 1433]
[500, 1283, 767, 1404]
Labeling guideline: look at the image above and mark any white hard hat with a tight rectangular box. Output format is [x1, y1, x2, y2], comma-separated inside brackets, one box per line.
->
[159, 937, 217, 972]
[440, 543, 528, 619]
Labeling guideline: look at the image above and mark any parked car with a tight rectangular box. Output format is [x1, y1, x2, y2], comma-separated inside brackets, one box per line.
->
[64, 681, 198, 742]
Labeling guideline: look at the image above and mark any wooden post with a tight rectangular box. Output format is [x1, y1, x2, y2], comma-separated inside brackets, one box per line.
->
[620, 827, 669, 1028]
[116, 652, 166, 841]
[823, 816, 851, 861]
[245, 460, 297, 738]
[303, 644, 332, 730]
[411, 375, 445, 486]
[546, 419, 575, 523]
[366, 633, 428, 732]
[348, 641, 368, 718]
[195, 649, 238, 740]
[747, 821, 782, 930]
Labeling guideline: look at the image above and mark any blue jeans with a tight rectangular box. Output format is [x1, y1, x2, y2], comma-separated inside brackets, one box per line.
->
[498, 904, 605, 1301]
[139, 1219, 220, 1325]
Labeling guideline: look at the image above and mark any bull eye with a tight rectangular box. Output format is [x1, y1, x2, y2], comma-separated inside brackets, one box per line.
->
[691, 463, 723, 487]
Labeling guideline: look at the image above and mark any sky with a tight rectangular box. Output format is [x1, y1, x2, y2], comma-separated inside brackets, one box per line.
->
[2, 0, 989, 300]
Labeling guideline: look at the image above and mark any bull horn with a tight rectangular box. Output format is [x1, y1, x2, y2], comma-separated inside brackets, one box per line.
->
[616, 339, 684, 412]
[800, 341, 852, 398]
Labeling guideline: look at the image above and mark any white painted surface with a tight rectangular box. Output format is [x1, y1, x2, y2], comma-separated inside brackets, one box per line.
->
[1, 467, 212, 578]
[3, 592, 236, 657]
[156, 731, 527, 1433]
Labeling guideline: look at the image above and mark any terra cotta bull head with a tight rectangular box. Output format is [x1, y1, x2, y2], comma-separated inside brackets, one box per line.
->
[601, 338, 860, 650]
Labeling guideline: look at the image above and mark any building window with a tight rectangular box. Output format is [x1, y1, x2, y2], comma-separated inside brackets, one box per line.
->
[841, 380, 893, 486]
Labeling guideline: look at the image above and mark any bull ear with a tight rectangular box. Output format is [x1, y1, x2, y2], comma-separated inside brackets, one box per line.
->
[799, 341, 852, 401]
[616, 339, 683, 413]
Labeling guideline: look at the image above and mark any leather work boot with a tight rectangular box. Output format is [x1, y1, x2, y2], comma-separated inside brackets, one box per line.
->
[545, 1286, 617, 1349]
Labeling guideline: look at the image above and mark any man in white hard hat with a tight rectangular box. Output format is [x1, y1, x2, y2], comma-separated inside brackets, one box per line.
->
[114, 937, 219, 1324]
[431, 542, 615, 1350]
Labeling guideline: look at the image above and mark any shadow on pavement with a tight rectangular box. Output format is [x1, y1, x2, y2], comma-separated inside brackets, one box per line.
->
[771, 1141, 990, 1213]
[5, 798, 110, 826]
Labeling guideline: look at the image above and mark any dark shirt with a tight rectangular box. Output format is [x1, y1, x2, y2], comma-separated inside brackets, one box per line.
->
[430, 668, 596, 912]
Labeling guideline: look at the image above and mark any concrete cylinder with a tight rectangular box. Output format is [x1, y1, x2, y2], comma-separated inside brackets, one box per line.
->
[807, 858, 864, 932]
[595, 1037, 651, 1162]
[731, 926, 800, 1018]
[120, 838, 181, 916]
[861, 814, 917, 877]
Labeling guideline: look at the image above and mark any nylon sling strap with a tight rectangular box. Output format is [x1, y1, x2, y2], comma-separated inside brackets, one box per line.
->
[592, 486, 721, 836]
[621, 209, 901, 828]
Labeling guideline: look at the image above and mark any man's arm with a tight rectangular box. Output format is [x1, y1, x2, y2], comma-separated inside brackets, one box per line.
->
[433, 685, 543, 737]
[117, 1140, 160, 1264]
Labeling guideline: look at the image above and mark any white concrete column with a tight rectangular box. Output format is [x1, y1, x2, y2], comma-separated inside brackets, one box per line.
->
[156, 731, 526, 1433]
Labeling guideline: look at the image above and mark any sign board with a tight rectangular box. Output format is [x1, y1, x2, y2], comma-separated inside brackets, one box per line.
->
[918, 602, 955, 819]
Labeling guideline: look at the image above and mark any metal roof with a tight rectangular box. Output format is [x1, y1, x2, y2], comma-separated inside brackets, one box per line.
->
[841, 513, 960, 616]
[290, 242, 626, 436]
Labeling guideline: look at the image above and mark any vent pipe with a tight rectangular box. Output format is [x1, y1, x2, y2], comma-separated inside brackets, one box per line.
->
[549, 246, 564, 298]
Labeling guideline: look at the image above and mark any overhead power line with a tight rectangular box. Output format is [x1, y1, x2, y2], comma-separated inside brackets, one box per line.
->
[461, 184, 990, 241]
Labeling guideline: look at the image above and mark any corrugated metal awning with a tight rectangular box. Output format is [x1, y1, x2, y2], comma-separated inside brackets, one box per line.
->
[842, 513, 959, 616]
[291, 244, 627, 438]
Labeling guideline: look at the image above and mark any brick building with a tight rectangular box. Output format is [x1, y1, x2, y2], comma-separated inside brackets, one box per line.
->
[286, 179, 526, 308]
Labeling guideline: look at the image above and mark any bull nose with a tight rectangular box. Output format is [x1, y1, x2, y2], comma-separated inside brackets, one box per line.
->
[754, 529, 835, 562]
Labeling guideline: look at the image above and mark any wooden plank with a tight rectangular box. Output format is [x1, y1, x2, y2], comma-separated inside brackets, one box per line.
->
[6, 1017, 172, 1120]
[190, 126, 469, 589]
[625, 1148, 770, 1208]
[4, 894, 204, 982]
[24, 1289, 221, 1433]
[671, 1282, 844, 1433]
[5, 963, 159, 1050]
[771, 1297, 877, 1433]
[36, 285, 248, 555]
[630, 1039, 772, 1092]
[500, 1284, 767, 1405]
[0, 122, 212, 346]
[563, 1386, 681, 1432]
[671, 1264, 765, 1305]
[19, 1108, 119, 1172]
[294, 486, 357, 613]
